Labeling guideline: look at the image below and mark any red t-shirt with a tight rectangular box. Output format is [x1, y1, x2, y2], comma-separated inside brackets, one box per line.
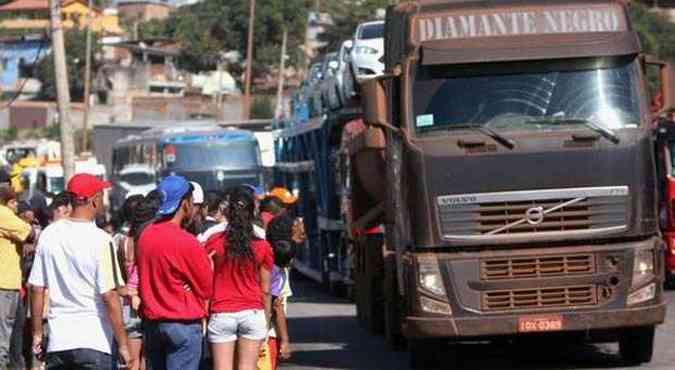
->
[137, 221, 214, 321]
[205, 233, 274, 313]
[261, 212, 275, 228]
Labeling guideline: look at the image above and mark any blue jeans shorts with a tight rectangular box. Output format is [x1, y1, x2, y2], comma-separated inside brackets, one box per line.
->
[123, 305, 143, 339]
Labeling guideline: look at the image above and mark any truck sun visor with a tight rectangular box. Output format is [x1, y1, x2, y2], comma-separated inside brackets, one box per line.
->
[412, 3, 639, 66]
[412, 3, 628, 43]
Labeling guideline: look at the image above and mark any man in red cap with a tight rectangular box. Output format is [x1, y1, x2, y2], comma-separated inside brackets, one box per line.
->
[28, 174, 134, 369]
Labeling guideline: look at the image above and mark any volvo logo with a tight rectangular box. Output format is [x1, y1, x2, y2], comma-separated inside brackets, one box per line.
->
[525, 206, 545, 225]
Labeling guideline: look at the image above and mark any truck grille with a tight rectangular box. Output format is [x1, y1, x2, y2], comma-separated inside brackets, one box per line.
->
[482, 285, 597, 311]
[437, 187, 628, 240]
[481, 254, 594, 281]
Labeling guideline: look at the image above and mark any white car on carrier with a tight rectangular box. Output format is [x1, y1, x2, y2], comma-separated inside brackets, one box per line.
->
[349, 20, 385, 84]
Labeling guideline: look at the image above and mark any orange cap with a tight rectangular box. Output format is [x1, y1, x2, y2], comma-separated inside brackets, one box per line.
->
[269, 187, 298, 205]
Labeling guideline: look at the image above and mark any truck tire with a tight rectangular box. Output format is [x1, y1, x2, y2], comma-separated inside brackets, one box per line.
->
[353, 236, 384, 333]
[619, 326, 655, 365]
[666, 272, 675, 290]
[384, 254, 405, 351]
[364, 234, 385, 334]
[409, 339, 443, 369]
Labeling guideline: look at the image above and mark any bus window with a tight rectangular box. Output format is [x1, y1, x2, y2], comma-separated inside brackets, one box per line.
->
[161, 141, 260, 170]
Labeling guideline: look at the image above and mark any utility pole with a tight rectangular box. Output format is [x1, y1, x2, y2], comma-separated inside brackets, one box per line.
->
[217, 59, 223, 108]
[49, 0, 76, 181]
[274, 28, 287, 120]
[241, 0, 255, 120]
[81, 0, 93, 154]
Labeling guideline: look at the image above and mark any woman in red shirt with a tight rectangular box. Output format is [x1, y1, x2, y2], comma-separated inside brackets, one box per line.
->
[205, 187, 273, 370]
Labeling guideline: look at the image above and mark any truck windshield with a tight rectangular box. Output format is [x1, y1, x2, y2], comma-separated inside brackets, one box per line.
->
[412, 57, 643, 135]
[164, 141, 260, 170]
[49, 177, 65, 194]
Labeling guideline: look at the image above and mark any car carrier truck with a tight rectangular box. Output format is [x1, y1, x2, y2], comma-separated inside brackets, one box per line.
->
[348, 0, 673, 368]
[275, 0, 672, 368]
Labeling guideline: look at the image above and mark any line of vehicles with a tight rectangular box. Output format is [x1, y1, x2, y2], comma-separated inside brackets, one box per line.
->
[296, 20, 385, 121]
[274, 0, 675, 368]
[3, 1, 675, 367]
[1, 123, 270, 217]
[0, 140, 107, 207]
[108, 124, 265, 212]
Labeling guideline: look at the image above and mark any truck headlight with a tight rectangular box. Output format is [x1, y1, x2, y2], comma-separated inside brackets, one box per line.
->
[632, 249, 655, 288]
[420, 296, 452, 315]
[627, 283, 656, 306]
[417, 256, 446, 297]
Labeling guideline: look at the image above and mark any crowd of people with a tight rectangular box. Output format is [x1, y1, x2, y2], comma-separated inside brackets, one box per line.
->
[0, 171, 306, 370]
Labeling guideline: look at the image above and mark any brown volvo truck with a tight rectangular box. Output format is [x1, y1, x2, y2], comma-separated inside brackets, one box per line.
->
[344, 0, 673, 368]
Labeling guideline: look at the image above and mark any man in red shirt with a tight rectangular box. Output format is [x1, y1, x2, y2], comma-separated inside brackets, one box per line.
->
[137, 176, 213, 370]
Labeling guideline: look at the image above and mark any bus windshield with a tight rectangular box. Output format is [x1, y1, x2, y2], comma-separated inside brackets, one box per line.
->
[164, 141, 260, 170]
[412, 56, 643, 135]
[49, 177, 65, 194]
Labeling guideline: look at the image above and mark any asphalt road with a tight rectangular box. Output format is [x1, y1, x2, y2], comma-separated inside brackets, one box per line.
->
[280, 277, 675, 370]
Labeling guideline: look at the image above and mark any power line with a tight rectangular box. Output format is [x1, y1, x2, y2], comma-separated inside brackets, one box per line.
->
[1, 32, 48, 109]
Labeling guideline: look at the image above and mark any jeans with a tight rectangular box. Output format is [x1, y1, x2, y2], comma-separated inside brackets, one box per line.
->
[144, 321, 202, 370]
[9, 295, 26, 369]
[46, 348, 113, 370]
[0, 290, 19, 369]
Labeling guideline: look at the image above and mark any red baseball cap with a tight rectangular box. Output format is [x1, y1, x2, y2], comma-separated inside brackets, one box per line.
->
[67, 173, 111, 199]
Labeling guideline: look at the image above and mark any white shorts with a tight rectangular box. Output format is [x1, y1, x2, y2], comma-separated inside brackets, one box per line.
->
[208, 310, 267, 343]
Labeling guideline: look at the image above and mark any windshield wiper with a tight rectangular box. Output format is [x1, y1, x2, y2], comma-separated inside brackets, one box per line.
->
[449, 124, 516, 150]
[526, 118, 620, 144]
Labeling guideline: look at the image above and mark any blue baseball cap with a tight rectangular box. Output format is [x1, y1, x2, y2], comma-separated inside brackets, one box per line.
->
[243, 184, 265, 198]
[157, 176, 192, 216]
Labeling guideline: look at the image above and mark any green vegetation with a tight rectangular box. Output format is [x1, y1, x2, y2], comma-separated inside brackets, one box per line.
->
[35, 27, 100, 101]
[629, 2, 675, 61]
[135, 0, 307, 78]
[0, 127, 18, 142]
[316, 0, 389, 53]
[250, 96, 274, 119]
[628, 2, 675, 94]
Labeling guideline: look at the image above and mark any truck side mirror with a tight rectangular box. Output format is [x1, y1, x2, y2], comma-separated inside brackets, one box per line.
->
[361, 77, 388, 126]
[645, 56, 675, 116]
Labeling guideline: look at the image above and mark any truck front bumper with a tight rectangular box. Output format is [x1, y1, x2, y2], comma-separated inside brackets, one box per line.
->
[403, 303, 666, 339]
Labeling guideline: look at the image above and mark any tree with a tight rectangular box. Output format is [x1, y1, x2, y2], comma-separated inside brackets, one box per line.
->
[628, 2, 675, 61]
[316, 0, 389, 53]
[250, 96, 274, 119]
[36, 27, 101, 101]
[0, 127, 18, 142]
[136, 0, 307, 77]
[628, 2, 675, 93]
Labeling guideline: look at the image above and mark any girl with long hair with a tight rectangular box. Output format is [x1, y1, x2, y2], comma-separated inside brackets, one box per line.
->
[205, 187, 273, 370]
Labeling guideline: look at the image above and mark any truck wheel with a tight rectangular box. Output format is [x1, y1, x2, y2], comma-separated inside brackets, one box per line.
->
[666, 272, 675, 290]
[619, 326, 655, 365]
[409, 339, 444, 369]
[384, 254, 405, 351]
[364, 235, 385, 334]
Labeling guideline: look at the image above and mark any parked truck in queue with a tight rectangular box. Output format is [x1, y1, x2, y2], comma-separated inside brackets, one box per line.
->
[341, 0, 671, 368]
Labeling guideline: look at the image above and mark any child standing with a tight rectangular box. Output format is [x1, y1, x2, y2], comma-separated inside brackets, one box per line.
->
[258, 215, 299, 370]
[262, 241, 296, 370]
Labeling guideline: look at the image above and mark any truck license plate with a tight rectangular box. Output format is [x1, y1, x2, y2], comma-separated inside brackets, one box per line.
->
[518, 315, 563, 333]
